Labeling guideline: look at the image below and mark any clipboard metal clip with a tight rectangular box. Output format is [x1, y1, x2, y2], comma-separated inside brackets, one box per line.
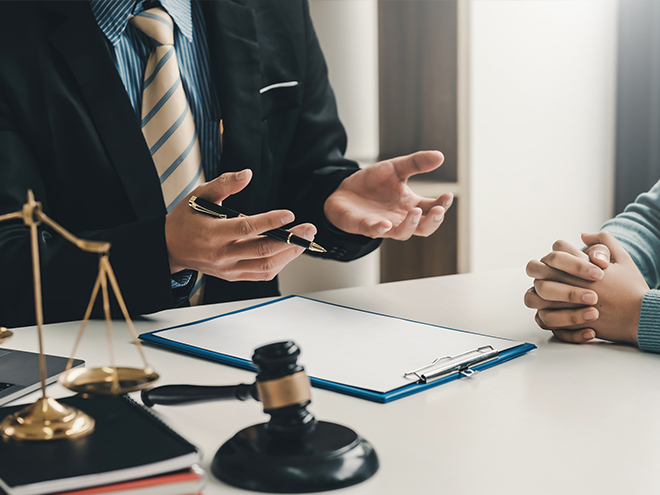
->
[403, 345, 499, 383]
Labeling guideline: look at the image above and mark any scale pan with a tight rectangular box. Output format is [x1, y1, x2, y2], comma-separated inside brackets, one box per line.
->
[59, 366, 159, 395]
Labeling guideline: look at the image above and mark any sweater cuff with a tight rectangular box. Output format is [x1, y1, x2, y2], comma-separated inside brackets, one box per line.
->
[637, 290, 660, 353]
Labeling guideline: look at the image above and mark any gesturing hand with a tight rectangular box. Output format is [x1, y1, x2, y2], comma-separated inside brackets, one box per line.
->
[165, 169, 316, 282]
[323, 151, 454, 240]
[525, 232, 649, 345]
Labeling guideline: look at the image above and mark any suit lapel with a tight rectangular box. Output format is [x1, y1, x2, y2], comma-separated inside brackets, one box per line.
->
[201, 0, 262, 175]
[46, 3, 165, 221]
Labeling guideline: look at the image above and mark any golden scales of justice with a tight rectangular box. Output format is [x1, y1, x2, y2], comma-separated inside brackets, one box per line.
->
[0, 191, 159, 441]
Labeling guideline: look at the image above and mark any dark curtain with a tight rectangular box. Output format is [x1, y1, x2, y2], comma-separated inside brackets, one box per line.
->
[615, 0, 660, 214]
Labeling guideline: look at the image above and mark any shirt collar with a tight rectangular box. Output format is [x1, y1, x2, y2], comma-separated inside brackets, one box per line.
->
[91, 0, 193, 46]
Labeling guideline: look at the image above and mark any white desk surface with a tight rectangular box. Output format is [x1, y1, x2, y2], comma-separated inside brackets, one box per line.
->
[4, 268, 660, 495]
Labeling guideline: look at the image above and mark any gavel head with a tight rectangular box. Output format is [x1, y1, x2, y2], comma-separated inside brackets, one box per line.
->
[251, 341, 316, 438]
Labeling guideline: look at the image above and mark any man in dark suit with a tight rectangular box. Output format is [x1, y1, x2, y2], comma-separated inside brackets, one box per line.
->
[0, 0, 453, 327]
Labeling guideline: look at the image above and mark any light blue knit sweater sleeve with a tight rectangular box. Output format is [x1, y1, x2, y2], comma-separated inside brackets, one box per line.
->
[601, 179, 660, 353]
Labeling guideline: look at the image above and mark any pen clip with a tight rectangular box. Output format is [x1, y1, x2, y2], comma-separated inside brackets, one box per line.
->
[403, 345, 499, 383]
[189, 196, 227, 219]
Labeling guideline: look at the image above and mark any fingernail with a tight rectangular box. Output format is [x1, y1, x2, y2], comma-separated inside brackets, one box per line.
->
[412, 213, 421, 224]
[281, 213, 294, 225]
[582, 330, 596, 340]
[589, 267, 604, 280]
[443, 197, 453, 208]
[595, 253, 608, 262]
[582, 293, 597, 305]
[584, 309, 598, 321]
[433, 209, 445, 222]
[235, 170, 246, 181]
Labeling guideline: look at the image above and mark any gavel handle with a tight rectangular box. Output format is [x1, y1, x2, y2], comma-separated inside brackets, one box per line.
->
[141, 383, 258, 407]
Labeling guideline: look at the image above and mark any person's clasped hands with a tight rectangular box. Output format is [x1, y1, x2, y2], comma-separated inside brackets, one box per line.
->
[524, 232, 650, 345]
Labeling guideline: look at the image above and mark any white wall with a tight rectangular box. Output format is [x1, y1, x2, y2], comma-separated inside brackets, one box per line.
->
[468, 0, 618, 272]
[307, 0, 379, 162]
[282, 0, 619, 290]
[278, 0, 381, 295]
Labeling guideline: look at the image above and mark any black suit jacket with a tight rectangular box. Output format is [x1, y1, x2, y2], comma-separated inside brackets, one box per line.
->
[0, 0, 380, 327]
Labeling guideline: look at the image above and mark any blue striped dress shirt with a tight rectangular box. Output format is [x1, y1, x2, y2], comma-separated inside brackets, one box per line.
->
[91, 0, 222, 182]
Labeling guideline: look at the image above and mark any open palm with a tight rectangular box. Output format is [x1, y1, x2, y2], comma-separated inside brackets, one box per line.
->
[324, 151, 453, 240]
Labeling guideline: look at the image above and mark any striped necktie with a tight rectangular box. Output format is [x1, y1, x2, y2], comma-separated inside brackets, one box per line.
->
[131, 7, 205, 305]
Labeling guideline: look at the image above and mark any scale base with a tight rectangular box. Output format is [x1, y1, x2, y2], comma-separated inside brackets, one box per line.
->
[0, 396, 95, 441]
[212, 420, 378, 493]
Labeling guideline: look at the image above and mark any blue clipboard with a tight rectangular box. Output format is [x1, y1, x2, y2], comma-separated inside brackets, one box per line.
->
[139, 296, 536, 404]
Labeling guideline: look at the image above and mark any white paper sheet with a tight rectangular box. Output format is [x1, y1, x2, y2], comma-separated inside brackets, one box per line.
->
[153, 297, 522, 393]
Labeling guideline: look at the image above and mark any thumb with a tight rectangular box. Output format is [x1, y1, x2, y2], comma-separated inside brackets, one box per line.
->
[195, 169, 252, 203]
[582, 241, 611, 269]
[581, 232, 627, 263]
[389, 150, 444, 181]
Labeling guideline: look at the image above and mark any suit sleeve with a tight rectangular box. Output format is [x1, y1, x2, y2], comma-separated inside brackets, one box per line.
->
[279, 0, 381, 262]
[0, 98, 175, 328]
